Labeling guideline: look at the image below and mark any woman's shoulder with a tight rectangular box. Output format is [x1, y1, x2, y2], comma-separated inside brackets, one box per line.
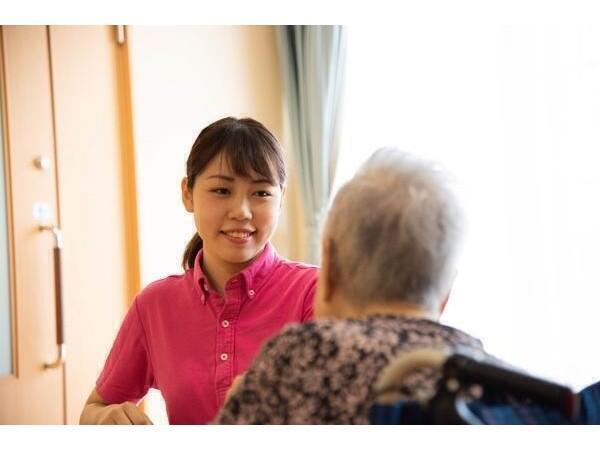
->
[134, 272, 193, 308]
[276, 257, 319, 272]
[272, 258, 319, 283]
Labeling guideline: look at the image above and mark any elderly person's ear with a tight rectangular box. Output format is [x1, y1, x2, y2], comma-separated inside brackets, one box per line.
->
[314, 237, 339, 319]
[322, 238, 338, 300]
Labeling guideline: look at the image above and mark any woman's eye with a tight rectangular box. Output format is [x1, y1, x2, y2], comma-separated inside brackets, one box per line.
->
[254, 191, 272, 198]
[212, 188, 230, 195]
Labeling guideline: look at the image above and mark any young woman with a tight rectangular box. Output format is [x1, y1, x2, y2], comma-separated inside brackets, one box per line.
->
[79, 117, 318, 425]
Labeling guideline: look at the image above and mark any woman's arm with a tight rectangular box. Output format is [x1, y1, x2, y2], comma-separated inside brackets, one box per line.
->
[79, 388, 153, 425]
[84, 297, 155, 424]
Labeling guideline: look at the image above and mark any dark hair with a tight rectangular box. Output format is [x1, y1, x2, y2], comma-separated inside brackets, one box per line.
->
[182, 117, 287, 269]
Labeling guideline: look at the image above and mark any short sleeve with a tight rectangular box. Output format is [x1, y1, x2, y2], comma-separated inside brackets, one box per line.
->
[301, 273, 317, 322]
[216, 324, 316, 424]
[96, 298, 154, 404]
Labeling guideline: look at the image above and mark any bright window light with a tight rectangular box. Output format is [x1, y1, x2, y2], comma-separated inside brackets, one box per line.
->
[336, 24, 600, 390]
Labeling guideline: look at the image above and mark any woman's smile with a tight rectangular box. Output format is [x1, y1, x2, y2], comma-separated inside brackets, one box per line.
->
[220, 229, 256, 245]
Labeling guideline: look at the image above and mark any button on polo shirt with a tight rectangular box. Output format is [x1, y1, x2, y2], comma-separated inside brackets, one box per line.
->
[96, 242, 318, 424]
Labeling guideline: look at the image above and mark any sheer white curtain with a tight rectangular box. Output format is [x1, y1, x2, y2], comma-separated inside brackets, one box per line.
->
[336, 24, 600, 390]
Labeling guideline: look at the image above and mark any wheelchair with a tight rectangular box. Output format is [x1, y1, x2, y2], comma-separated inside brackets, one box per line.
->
[370, 348, 600, 424]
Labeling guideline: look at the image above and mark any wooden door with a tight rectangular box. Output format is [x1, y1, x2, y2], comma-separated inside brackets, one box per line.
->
[48, 25, 138, 425]
[0, 25, 65, 424]
[0, 25, 138, 424]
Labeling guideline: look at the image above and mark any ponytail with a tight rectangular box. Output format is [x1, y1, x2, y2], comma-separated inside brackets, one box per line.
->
[182, 234, 203, 270]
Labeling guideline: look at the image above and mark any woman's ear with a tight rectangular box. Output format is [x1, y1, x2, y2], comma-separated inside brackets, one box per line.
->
[181, 177, 194, 212]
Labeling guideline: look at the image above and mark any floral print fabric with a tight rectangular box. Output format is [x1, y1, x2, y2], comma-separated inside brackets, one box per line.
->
[217, 315, 484, 424]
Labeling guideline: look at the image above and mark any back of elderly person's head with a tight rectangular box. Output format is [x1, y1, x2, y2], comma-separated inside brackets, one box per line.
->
[323, 148, 464, 310]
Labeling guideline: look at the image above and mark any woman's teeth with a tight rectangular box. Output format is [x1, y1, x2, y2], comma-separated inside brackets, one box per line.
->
[225, 231, 252, 238]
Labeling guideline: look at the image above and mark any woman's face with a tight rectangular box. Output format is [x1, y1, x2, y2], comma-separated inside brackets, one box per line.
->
[182, 153, 284, 268]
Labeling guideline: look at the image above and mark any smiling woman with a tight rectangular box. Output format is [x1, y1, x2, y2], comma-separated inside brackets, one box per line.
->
[79, 116, 318, 425]
[181, 118, 287, 289]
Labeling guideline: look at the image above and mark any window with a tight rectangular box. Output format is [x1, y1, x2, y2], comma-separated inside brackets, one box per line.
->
[336, 24, 600, 389]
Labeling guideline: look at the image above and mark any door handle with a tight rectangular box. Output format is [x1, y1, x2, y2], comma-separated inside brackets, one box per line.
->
[39, 225, 66, 369]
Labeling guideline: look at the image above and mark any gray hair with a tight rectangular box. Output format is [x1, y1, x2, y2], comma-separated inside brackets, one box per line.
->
[324, 148, 464, 309]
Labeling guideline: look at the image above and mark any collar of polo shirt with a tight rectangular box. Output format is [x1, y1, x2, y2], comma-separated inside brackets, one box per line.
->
[192, 242, 277, 303]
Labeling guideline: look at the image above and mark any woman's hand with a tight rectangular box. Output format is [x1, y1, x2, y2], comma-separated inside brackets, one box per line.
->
[80, 388, 153, 425]
[95, 401, 153, 425]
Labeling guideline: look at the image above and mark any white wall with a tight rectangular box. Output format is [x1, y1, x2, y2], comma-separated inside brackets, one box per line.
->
[127, 25, 291, 423]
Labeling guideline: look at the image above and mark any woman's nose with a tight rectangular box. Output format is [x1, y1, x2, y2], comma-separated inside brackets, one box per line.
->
[228, 196, 252, 220]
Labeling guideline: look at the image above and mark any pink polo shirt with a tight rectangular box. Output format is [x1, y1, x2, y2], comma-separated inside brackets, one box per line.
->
[96, 242, 317, 424]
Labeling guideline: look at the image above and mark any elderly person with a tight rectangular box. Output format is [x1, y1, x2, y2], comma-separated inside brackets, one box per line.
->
[216, 148, 486, 424]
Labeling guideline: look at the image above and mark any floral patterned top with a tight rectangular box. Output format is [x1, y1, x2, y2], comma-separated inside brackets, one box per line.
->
[216, 315, 484, 424]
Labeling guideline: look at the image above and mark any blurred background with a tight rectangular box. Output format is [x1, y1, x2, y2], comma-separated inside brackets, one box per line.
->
[1, 22, 600, 424]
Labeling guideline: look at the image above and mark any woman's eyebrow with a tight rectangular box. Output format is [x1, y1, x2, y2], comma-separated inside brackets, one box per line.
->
[206, 174, 234, 182]
[251, 178, 273, 184]
[206, 174, 273, 184]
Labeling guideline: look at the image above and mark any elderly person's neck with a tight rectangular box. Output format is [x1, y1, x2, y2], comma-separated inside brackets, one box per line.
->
[316, 288, 442, 322]
[340, 300, 438, 321]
